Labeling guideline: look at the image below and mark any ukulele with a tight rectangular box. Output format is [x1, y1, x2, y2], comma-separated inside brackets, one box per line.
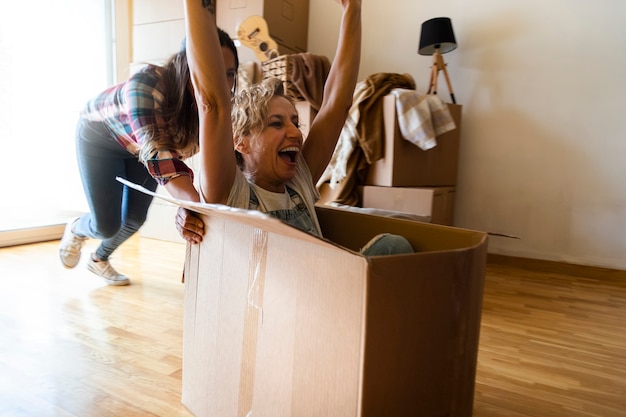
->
[237, 15, 280, 62]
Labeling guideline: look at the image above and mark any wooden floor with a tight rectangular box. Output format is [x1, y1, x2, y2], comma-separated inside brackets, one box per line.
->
[1, 237, 625, 417]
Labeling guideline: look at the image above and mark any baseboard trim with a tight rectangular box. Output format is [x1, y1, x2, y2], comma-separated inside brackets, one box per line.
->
[0, 224, 65, 248]
[487, 254, 626, 278]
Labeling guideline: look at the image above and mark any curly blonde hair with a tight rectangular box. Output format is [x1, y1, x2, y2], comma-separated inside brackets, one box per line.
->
[231, 77, 295, 168]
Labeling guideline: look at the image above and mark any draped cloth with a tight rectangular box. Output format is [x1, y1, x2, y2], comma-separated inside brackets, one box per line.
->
[290, 53, 331, 111]
[390, 88, 456, 151]
[318, 72, 417, 206]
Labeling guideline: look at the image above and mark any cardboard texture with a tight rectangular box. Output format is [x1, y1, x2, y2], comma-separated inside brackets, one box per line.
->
[182, 207, 486, 417]
[117, 178, 486, 417]
[365, 97, 462, 187]
[262, 0, 309, 54]
[362, 186, 456, 226]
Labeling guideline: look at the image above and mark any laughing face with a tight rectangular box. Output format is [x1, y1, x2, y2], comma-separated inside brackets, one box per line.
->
[236, 96, 303, 193]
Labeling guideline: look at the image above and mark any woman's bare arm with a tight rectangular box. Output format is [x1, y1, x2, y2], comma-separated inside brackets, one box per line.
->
[184, 0, 237, 204]
[302, 0, 362, 183]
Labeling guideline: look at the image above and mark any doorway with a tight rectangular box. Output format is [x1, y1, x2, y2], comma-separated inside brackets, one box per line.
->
[0, 0, 114, 246]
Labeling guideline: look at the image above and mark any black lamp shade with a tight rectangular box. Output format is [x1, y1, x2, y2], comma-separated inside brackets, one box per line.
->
[418, 17, 457, 55]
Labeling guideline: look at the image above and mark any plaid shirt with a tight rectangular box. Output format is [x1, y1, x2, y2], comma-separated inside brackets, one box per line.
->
[81, 65, 193, 185]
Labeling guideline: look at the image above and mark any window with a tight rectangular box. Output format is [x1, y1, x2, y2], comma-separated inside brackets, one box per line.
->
[0, 0, 114, 243]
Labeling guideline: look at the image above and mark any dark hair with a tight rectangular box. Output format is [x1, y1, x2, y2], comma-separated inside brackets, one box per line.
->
[139, 28, 239, 163]
[180, 28, 239, 93]
[219, 28, 239, 92]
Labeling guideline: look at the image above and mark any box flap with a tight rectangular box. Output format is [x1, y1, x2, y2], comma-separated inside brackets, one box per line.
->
[317, 205, 486, 254]
[118, 177, 348, 252]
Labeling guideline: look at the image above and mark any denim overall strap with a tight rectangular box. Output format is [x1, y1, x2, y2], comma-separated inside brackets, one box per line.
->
[248, 186, 320, 237]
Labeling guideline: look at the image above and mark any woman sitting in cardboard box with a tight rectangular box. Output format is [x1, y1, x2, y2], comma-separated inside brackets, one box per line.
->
[180, 0, 411, 256]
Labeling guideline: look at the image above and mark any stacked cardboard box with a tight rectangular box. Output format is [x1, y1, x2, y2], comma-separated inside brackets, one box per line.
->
[365, 95, 462, 187]
[361, 95, 462, 225]
[362, 185, 455, 225]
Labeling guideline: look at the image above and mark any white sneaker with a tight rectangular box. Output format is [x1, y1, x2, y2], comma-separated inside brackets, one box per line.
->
[87, 255, 130, 286]
[59, 217, 87, 269]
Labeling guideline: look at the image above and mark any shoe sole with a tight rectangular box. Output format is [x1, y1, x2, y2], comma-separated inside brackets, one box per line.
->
[59, 251, 80, 269]
[105, 279, 131, 286]
[59, 217, 84, 269]
[86, 263, 131, 286]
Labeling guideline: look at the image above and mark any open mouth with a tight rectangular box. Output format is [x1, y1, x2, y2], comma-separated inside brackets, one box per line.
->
[278, 146, 299, 163]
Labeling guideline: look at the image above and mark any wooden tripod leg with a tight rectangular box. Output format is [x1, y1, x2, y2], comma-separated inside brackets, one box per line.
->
[427, 53, 439, 95]
[427, 58, 434, 94]
[440, 63, 456, 104]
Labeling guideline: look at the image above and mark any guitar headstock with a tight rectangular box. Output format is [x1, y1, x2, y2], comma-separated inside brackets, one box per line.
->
[237, 15, 280, 62]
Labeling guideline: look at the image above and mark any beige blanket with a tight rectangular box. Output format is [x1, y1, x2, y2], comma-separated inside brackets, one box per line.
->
[390, 88, 456, 150]
[290, 53, 331, 111]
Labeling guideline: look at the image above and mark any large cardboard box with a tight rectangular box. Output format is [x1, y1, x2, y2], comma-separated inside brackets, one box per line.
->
[362, 185, 456, 226]
[119, 178, 486, 417]
[180, 205, 486, 417]
[365, 96, 462, 187]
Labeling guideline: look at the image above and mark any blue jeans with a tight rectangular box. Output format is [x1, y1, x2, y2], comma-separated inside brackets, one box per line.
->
[361, 233, 414, 256]
[73, 118, 157, 261]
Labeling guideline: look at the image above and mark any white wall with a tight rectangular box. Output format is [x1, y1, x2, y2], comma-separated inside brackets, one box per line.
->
[132, 0, 187, 243]
[309, 0, 626, 270]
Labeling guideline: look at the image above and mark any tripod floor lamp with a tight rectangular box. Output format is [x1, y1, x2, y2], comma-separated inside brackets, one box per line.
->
[418, 17, 457, 104]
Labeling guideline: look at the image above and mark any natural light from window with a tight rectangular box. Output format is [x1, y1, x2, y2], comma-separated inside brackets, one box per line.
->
[0, 0, 112, 232]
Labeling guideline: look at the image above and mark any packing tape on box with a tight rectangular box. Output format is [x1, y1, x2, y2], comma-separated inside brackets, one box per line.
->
[238, 228, 269, 415]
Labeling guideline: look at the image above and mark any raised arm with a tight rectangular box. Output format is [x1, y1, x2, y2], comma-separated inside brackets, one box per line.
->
[183, 0, 237, 204]
[302, 0, 362, 183]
